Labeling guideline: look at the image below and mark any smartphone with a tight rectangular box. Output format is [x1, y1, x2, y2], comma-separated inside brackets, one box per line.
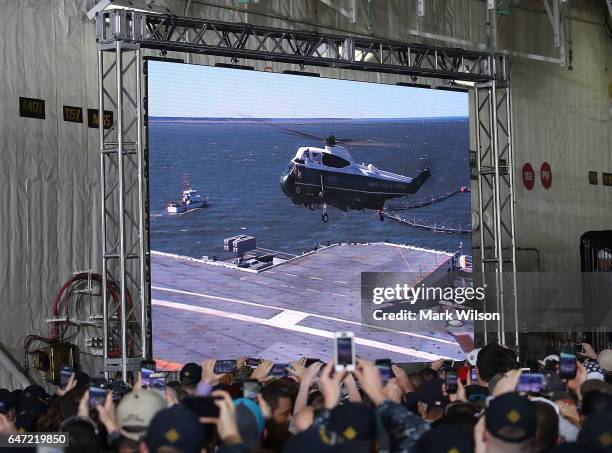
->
[375, 359, 392, 383]
[89, 385, 108, 411]
[574, 343, 583, 354]
[445, 369, 458, 394]
[305, 358, 322, 367]
[334, 331, 355, 372]
[270, 363, 290, 377]
[470, 367, 478, 382]
[559, 347, 577, 379]
[141, 368, 154, 388]
[517, 373, 545, 393]
[60, 366, 73, 389]
[245, 358, 262, 367]
[183, 396, 220, 418]
[442, 360, 455, 370]
[149, 373, 166, 397]
[214, 360, 237, 374]
[243, 379, 262, 400]
[521, 367, 531, 373]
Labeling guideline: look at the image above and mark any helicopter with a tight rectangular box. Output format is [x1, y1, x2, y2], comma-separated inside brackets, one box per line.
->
[280, 133, 431, 223]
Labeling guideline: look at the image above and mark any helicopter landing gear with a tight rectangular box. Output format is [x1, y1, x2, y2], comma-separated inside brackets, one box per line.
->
[321, 203, 329, 223]
[378, 210, 385, 222]
[308, 203, 316, 211]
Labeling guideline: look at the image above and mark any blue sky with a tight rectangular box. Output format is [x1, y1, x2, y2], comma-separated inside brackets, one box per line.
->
[148, 61, 468, 119]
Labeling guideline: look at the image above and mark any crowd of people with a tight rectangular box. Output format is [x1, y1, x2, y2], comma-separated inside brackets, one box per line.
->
[1, 341, 612, 452]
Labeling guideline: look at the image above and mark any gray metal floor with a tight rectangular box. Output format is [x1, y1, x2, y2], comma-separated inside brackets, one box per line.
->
[151, 243, 469, 365]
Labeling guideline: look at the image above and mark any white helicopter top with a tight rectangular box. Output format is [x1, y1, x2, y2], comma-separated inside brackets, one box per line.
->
[292, 144, 416, 184]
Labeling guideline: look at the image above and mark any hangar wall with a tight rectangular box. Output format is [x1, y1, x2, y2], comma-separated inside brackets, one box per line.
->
[0, 0, 610, 388]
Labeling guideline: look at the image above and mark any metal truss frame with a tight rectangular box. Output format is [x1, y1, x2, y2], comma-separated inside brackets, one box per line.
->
[96, 10, 517, 376]
[474, 80, 519, 349]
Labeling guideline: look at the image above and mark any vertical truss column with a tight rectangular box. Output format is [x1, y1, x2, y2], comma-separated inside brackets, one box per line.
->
[474, 79, 518, 350]
[98, 41, 148, 381]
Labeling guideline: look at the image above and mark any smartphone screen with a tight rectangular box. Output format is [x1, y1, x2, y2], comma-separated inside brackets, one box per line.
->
[470, 367, 478, 382]
[245, 358, 261, 367]
[559, 350, 577, 379]
[89, 385, 107, 410]
[445, 370, 458, 393]
[305, 358, 322, 367]
[150, 373, 166, 397]
[141, 368, 154, 388]
[375, 359, 392, 382]
[183, 396, 220, 418]
[335, 333, 355, 370]
[214, 360, 237, 374]
[270, 363, 290, 377]
[442, 360, 455, 370]
[60, 366, 73, 389]
[243, 379, 262, 400]
[517, 373, 544, 393]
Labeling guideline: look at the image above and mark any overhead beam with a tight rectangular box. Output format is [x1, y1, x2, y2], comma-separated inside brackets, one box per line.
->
[96, 10, 507, 82]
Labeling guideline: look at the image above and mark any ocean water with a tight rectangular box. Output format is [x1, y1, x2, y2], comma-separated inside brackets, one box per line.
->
[148, 118, 472, 257]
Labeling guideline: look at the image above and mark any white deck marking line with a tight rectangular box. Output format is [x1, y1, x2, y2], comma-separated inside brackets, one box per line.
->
[305, 288, 321, 293]
[152, 299, 451, 361]
[151, 285, 459, 345]
[308, 276, 323, 281]
[335, 280, 349, 284]
[285, 273, 298, 277]
[267, 310, 310, 326]
[332, 293, 348, 297]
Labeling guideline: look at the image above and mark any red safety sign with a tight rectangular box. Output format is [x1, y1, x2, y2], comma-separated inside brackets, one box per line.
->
[522, 163, 535, 190]
[541, 162, 552, 189]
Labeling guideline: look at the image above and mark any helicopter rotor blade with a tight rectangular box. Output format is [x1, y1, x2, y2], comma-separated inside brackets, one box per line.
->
[335, 138, 401, 148]
[279, 127, 326, 142]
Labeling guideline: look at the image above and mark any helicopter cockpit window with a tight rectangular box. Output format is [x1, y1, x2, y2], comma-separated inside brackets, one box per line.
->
[309, 152, 322, 164]
[322, 153, 350, 169]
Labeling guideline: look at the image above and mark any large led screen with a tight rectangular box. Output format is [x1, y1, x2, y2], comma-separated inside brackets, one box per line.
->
[148, 62, 472, 365]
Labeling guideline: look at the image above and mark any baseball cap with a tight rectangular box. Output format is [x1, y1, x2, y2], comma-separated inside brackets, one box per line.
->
[145, 405, 204, 453]
[234, 398, 265, 448]
[466, 348, 481, 367]
[0, 389, 15, 413]
[584, 360, 605, 381]
[485, 392, 536, 443]
[328, 402, 377, 442]
[577, 410, 612, 452]
[417, 377, 449, 408]
[18, 385, 49, 417]
[598, 349, 612, 373]
[414, 425, 474, 453]
[116, 389, 166, 441]
[180, 362, 202, 386]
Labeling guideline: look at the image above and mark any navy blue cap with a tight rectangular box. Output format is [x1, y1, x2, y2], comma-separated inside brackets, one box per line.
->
[328, 402, 377, 442]
[145, 405, 203, 453]
[577, 411, 612, 452]
[18, 386, 49, 417]
[0, 389, 15, 412]
[485, 392, 536, 443]
[414, 425, 474, 453]
[180, 363, 202, 386]
[417, 378, 449, 408]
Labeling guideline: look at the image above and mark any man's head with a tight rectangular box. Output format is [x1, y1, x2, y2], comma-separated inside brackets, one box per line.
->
[476, 343, 517, 384]
[179, 363, 202, 394]
[143, 405, 203, 453]
[484, 392, 537, 452]
[0, 389, 16, 421]
[532, 400, 559, 453]
[116, 389, 166, 441]
[414, 424, 474, 453]
[416, 377, 449, 421]
[260, 381, 292, 426]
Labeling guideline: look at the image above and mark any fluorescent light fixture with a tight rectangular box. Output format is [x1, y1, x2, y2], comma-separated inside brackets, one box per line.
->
[86, 0, 170, 20]
[452, 80, 476, 87]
